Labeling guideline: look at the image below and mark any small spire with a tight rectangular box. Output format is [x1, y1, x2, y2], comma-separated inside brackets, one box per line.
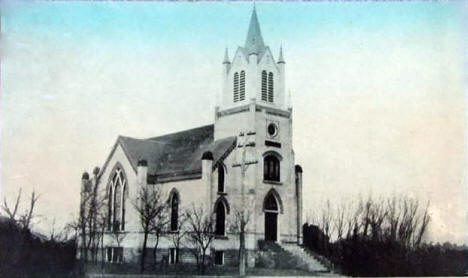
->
[278, 45, 285, 64]
[223, 47, 230, 64]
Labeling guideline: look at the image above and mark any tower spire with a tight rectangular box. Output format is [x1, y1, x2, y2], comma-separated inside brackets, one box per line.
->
[244, 5, 265, 55]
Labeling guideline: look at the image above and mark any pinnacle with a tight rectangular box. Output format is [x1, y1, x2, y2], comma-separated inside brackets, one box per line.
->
[223, 48, 230, 64]
[278, 45, 285, 64]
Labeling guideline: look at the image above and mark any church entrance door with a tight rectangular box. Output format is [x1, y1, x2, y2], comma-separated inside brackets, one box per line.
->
[265, 212, 277, 241]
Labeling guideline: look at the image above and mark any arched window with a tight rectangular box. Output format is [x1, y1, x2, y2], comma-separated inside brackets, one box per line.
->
[264, 155, 280, 182]
[218, 166, 225, 193]
[268, 72, 274, 103]
[170, 191, 179, 231]
[233, 72, 239, 102]
[215, 201, 226, 236]
[240, 71, 246, 101]
[114, 183, 122, 230]
[108, 166, 127, 231]
[261, 70, 267, 101]
[108, 186, 113, 230]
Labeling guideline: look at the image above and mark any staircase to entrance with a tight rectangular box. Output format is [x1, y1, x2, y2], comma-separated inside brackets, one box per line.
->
[257, 240, 330, 274]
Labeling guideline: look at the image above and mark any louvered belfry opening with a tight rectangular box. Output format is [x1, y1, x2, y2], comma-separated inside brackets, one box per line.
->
[233, 72, 239, 102]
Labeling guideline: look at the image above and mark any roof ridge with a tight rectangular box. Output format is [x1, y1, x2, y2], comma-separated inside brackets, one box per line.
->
[146, 124, 214, 141]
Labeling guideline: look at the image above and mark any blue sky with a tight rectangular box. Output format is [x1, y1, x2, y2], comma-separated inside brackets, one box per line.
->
[1, 1, 466, 244]
[3, 1, 461, 50]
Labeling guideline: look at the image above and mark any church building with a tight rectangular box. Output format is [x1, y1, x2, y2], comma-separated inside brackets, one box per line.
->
[81, 7, 305, 267]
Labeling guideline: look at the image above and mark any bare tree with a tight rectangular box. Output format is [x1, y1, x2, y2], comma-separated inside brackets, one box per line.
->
[151, 208, 168, 270]
[320, 200, 334, 245]
[48, 217, 62, 242]
[167, 214, 187, 272]
[78, 168, 109, 264]
[2, 188, 22, 221]
[132, 184, 167, 273]
[109, 225, 127, 248]
[334, 202, 346, 241]
[2, 188, 39, 230]
[413, 201, 430, 247]
[367, 197, 387, 241]
[346, 198, 363, 239]
[184, 204, 215, 275]
[397, 198, 419, 247]
[230, 199, 254, 276]
[385, 196, 401, 242]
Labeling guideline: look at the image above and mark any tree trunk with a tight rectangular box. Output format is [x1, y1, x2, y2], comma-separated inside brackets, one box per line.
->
[201, 250, 206, 275]
[140, 231, 149, 273]
[153, 235, 159, 270]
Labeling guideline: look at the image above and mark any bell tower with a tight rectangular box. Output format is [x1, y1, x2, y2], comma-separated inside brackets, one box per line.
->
[215, 6, 289, 140]
[214, 6, 300, 247]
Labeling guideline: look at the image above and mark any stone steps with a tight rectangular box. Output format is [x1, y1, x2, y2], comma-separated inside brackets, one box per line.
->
[257, 241, 330, 274]
[280, 244, 329, 273]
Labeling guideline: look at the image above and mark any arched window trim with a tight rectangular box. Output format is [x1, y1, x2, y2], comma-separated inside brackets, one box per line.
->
[262, 151, 283, 161]
[168, 189, 180, 232]
[263, 189, 284, 214]
[214, 196, 230, 215]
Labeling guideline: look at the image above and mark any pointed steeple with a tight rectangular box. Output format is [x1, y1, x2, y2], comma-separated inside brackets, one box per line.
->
[244, 5, 265, 55]
[278, 45, 285, 64]
[223, 48, 230, 64]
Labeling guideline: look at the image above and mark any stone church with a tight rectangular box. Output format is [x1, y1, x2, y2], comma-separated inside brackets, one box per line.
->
[81, 7, 310, 268]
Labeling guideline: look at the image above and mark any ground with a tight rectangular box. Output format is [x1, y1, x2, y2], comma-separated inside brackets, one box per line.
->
[84, 263, 341, 277]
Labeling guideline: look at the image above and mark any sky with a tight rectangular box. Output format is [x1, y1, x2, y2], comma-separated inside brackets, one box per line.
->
[1, 1, 466, 244]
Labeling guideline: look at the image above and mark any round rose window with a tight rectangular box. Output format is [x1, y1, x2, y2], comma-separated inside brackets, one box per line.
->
[267, 123, 278, 137]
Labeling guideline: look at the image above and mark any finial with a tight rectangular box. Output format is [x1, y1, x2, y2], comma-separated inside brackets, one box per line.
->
[223, 47, 230, 64]
[278, 45, 285, 64]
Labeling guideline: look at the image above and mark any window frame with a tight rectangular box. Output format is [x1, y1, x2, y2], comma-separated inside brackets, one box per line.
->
[214, 251, 224, 265]
[217, 165, 225, 193]
[263, 154, 280, 182]
[106, 247, 124, 264]
[169, 191, 180, 232]
[169, 248, 179, 264]
[215, 201, 227, 236]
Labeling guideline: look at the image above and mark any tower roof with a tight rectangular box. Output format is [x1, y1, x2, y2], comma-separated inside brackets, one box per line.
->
[244, 6, 265, 55]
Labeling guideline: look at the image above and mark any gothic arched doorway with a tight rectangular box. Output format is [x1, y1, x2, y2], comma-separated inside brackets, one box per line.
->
[264, 191, 280, 241]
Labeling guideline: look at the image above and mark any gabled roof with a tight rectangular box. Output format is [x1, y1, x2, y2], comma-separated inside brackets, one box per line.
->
[116, 125, 236, 182]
